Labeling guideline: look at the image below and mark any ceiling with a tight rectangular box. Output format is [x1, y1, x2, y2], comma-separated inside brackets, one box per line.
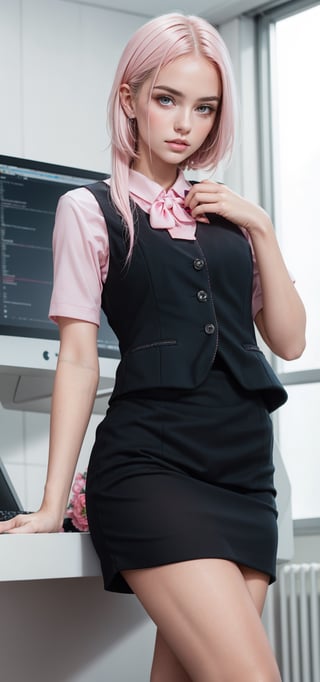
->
[65, 0, 266, 25]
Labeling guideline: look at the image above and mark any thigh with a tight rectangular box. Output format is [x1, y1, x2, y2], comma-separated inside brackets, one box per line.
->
[240, 563, 270, 615]
[122, 559, 281, 682]
[151, 630, 191, 682]
[151, 565, 270, 681]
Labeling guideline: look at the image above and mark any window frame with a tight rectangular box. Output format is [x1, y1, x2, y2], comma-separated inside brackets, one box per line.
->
[256, 0, 320, 389]
[255, 0, 320, 521]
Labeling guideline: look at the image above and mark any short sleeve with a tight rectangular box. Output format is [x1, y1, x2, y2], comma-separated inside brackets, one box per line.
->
[49, 187, 109, 326]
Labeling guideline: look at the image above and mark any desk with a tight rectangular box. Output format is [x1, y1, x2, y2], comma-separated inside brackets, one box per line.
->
[0, 531, 100, 581]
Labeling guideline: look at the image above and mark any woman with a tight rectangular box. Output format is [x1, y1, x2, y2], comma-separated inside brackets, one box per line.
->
[0, 13, 305, 682]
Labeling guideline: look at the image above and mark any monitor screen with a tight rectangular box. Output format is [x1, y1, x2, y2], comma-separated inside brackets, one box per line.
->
[0, 458, 23, 511]
[0, 154, 119, 358]
[0, 155, 119, 413]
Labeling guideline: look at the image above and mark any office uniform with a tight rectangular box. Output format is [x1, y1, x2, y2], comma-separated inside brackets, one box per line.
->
[49, 170, 287, 593]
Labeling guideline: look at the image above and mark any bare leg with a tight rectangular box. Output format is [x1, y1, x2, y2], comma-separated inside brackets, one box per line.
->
[150, 630, 192, 682]
[150, 564, 274, 682]
[122, 558, 281, 682]
[150, 564, 273, 681]
[239, 564, 270, 615]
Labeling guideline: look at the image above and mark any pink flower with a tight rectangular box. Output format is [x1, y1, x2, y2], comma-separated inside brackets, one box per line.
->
[72, 512, 88, 532]
[72, 472, 86, 494]
[67, 470, 89, 532]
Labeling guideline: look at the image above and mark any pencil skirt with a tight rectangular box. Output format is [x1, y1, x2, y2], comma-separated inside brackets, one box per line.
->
[86, 361, 277, 593]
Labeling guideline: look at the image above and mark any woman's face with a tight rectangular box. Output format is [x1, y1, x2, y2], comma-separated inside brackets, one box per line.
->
[122, 54, 221, 187]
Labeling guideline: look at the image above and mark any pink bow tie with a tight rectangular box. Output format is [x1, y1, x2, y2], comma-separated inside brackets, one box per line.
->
[149, 189, 196, 233]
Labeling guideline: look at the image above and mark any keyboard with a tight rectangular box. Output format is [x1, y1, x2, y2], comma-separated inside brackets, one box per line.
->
[0, 510, 31, 522]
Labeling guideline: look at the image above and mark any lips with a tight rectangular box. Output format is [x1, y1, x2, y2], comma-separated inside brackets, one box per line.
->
[166, 139, 190, 152]
[166, 139, 190, 146]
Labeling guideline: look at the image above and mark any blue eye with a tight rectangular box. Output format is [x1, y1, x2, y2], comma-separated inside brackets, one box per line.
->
[157, 96, 173, 106]
[197, 105, 214, 114]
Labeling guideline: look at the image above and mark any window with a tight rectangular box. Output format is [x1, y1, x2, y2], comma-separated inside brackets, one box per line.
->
[258, 2, 320, 519]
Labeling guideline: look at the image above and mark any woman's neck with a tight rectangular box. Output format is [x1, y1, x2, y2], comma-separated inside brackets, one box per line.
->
[131, 159, 179, 191]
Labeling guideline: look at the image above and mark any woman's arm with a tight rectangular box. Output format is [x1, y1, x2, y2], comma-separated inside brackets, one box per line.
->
[184, 180, 306, 360]
[0, 317, 99, 534]
[247, 221, 306, 360]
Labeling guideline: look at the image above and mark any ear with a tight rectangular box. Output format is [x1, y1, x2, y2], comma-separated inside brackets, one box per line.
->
[119, 84, 136, 119]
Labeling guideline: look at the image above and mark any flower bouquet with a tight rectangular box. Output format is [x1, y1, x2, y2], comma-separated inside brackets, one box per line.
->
[66, 470, 89, 532]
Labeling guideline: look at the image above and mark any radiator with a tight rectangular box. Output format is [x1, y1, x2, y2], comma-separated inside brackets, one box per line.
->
[279, 563, 320, 682]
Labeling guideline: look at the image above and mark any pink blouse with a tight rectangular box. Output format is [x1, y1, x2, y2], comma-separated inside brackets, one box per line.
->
[49, 170, 263, 325]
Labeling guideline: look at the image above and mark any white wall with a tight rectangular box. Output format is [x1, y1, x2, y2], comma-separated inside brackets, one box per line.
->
[0, 0, 145, 171]
[292, 526, 320, 565]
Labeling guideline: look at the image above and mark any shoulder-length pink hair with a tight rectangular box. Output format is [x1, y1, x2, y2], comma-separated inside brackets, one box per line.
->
[108, 13, 237, 256]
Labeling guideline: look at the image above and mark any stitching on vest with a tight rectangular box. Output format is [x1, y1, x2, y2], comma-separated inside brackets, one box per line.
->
[242, 343, 263, 353]
[129, 340, 177, 353]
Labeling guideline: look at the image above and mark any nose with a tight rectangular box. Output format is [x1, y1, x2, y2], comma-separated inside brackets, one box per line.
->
[174, 108, 192, 134]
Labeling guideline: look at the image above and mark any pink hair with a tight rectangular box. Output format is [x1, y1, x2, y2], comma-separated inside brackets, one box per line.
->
[108, 13, 237, 256]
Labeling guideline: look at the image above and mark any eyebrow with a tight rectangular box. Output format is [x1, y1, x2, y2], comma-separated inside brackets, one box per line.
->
[153, 85, 220, 102]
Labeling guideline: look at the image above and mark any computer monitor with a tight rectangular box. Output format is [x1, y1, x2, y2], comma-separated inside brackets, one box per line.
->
[0, 155, 119, 413]
[0, 458, 23, 512]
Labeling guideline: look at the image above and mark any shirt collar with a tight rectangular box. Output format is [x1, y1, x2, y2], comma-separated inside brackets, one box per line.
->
[128, 168, 191, 204]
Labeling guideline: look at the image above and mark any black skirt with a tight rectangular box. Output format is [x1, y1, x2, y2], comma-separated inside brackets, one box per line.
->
[86, 357, 277, 593]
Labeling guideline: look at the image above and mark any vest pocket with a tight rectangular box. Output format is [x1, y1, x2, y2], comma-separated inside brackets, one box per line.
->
[129, 339, 177, 354]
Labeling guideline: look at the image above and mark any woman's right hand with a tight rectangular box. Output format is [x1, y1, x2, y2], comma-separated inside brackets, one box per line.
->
[0, 509, 63, 534]
[0, 319, 100, 538]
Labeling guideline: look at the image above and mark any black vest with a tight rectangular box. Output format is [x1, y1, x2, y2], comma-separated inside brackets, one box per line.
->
[87, 182, 287, 413]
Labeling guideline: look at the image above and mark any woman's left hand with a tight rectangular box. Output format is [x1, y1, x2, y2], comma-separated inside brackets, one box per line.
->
[184, 180, 272, 236]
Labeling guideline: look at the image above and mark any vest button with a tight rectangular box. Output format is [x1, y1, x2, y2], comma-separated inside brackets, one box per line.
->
[197, 289, 208, 302]
[193, 258, 205, 271]
[204, 323, 215, 335]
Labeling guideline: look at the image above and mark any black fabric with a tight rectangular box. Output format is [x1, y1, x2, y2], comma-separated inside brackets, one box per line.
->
[86, 182, 287, 413]
[86, 364, 277, 593]
[84, 182, 284, 593]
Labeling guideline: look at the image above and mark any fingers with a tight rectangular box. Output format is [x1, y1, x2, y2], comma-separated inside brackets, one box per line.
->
[195, 215, 210, 224]
[0, 512, 61, 534]
[184, 181, 227, 218]
[184, 181, 272, 234]
[188, 193, 223, 209]
[5, 521, 39, 534]
[184, 181, 223, 204]
[0, 514, 34, 534]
